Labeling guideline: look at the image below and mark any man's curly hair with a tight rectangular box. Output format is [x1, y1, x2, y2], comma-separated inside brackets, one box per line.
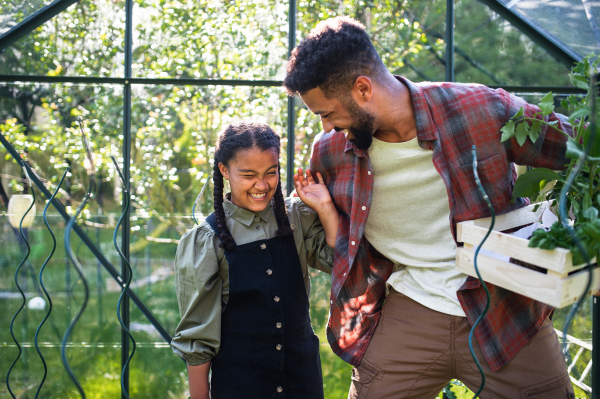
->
[283, 16, 386, 97]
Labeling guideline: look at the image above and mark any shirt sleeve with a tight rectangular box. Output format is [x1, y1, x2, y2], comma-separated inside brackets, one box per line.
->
[171, 224, 223, 366]
[292, 198, 334, 274]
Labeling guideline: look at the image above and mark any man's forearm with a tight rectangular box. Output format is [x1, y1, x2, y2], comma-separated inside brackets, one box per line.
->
[187, 362, 211, 399]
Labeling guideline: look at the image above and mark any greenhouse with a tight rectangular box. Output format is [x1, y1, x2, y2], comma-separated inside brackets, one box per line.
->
[1, 0, 599, 398]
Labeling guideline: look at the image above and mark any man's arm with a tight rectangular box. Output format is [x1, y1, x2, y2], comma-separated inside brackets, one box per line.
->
[187, 362, 210, 399]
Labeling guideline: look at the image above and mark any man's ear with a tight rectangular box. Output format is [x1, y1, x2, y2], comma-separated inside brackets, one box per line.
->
[352, 76, 373, 104]
[218, 162, 230, 180]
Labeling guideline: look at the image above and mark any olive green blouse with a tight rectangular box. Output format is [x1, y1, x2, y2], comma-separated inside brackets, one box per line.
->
[171, 197, 334, 366]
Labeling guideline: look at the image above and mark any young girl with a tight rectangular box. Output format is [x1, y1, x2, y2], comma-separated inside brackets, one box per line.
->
[171, 121, 339, 399]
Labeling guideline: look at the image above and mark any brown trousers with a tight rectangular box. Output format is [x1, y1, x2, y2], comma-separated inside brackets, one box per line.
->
[348, 290, 575, 399]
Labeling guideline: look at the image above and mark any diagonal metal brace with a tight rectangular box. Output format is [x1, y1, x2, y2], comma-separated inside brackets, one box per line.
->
[0, 132, 173, 344]
[0, 0, 80, 53]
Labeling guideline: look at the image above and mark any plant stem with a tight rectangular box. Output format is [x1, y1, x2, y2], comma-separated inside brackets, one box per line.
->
[518, 116, 571, 139]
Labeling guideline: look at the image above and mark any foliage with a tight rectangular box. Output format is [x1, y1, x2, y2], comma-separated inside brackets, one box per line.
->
[501, 55, 600, 265]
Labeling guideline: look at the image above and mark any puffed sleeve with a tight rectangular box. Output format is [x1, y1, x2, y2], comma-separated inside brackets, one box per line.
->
[171, 223, 222, 366]
[291, 198, 334, 274]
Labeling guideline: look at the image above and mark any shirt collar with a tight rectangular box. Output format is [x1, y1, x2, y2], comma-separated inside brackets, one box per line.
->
[223, 197, 272, 226]
[342, 76, 439, 156]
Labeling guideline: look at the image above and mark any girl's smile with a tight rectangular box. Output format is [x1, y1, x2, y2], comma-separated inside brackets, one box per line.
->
[219, 147, 280, 212]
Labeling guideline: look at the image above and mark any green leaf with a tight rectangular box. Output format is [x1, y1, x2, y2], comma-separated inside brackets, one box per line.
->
[515, 122, 529, 146]
[584, 207, 599, 220]
[512, 106, 525, 120]
[512, 168, 563, 200]
[584, 192, 593, 210]
[561, 98, 569, 109]
[500, 120, 516, 142]
[570, 73, 589, 90]
[584, 123, 600, 158]
[566, 139, 585, 160]
[570, 107, 589, 121]
[529, 121, 542, 143]
[539, 92, 555, 115]
[572, 199, 581, 214]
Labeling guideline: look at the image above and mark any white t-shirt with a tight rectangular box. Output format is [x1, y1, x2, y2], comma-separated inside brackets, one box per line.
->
[364, 136, 467, 317]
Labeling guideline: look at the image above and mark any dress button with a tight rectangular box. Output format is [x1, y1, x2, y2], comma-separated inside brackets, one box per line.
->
[274, 296, 280, 302]
[266, 269, 273, 275]
[351, 241, 356, 245]
[276, 322, 282, 329]
[260, 243, 267, 250]
[276, 344, 282, 350]
[277, 386, 283, 393]
[368, 171, 371, 175]
[361, 206, 366, 210]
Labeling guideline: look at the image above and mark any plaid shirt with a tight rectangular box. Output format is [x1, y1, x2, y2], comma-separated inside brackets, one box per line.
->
[309, 76, 572, 371]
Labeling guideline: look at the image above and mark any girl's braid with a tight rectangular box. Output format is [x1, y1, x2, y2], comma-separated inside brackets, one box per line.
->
[213, 163, 236, 251]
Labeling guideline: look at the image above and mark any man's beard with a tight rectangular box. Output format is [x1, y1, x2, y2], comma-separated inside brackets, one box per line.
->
[340, 97, 376, 150]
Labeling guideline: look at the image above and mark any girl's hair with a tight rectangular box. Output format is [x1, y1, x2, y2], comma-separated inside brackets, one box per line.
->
[213, 121, 292, 251]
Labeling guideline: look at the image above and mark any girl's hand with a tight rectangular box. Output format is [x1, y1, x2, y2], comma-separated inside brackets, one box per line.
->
[293, 168, 334, 212]
[294, 168, 339, 248]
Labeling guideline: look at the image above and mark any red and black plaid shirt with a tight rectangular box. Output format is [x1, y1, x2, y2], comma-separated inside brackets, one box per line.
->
[309, 76, 572, 371]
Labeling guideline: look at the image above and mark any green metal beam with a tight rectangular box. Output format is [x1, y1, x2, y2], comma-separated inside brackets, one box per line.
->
[0, 0, 80, 53]
[0, 75, 283, 87]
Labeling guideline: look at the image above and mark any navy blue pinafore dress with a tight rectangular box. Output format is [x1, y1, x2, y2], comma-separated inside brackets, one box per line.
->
[205, 212, 324, 399]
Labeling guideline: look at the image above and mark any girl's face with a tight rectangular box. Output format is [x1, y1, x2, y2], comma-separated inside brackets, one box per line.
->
[219, 147, 280, 213]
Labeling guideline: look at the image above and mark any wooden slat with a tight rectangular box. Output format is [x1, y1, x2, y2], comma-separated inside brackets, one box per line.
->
[465, 201, 549, 232]
[456, 248, 600, 308]
[457, 223, 573, 274]
[558, 267, 600, 308]
[456, 247, 562, 307]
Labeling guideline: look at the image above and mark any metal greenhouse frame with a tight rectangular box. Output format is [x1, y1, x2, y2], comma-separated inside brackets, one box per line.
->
[0, 0, 595, 398]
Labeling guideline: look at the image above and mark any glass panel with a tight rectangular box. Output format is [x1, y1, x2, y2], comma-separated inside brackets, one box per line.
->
[0, 82, 130, 397]
[0, 0, 54, 35]
[126, 84, 289, 396]
[454, 0, 571, 86]
[296, 0, 447, 83]
[132, 0, 288, 80]
[0, 0, 125, 77]
[497, 0, 600, 60]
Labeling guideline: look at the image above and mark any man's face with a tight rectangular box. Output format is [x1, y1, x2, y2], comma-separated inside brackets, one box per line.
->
[300, 87, 376, 150]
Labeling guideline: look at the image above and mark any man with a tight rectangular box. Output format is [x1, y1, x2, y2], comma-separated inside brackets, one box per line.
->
[285, 16, 576, 398]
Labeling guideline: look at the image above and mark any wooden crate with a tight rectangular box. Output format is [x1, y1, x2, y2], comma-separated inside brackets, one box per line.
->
[455, 202, 600, 308]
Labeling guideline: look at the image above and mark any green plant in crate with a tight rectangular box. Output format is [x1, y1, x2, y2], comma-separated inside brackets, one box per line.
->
[500, 55, 599, 265]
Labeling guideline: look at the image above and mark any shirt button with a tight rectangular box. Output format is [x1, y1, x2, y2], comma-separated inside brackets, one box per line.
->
[368, 171, 371, 175]
[330, 300, 333, 304]
[276, 322, 282, 329]
[266, 269, 273, 275]
[361, 206, 366, 210]
[260, 243, 266, 250]
[274, 296, 280, 302]
[255, 225, 260, 230]
[351, 241, 356, 246]
[276, 344, 282, 350]
[277, 386, 283, 393]
[343, 272, 347, 276]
